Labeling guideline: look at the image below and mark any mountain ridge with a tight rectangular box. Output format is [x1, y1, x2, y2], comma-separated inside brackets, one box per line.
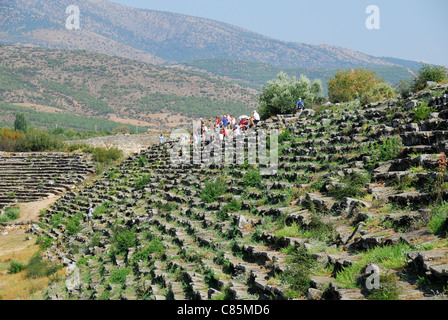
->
[0, 0, 422, 70]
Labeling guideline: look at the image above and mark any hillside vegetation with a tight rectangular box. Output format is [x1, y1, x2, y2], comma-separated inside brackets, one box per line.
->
[181, 59, 416, 91]
[0, 45, 258, 130]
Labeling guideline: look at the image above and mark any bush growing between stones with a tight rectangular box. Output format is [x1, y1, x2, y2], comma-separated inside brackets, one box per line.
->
[134, 174, 151, 190]
[363, 136, 404, 171]
[109, 267, 131, 286]
[111, 226, 137, 255]
[327, 172, 371, 200]
[36, 235, 54, 250]
[428, 201, 448, 235]
[66, 213, 83, 236]
[279, 246, 317, 299]
[25, 253, 62, 279]
[360, 82, 397, 105]
[242, 167, 262, 188]
[413, 100, 436, 123]
[412, 64, 448, 92]
[91, 146, 123, 164]
[367, 273, 400, 300]
[199, 176, 227, 203]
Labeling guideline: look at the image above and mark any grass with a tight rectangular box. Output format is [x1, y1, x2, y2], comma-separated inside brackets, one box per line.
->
[428, 201, 448, 235]
[0, 207, 20, 223]
[0, 230, 65, 300]
[334, 242, 413, 289]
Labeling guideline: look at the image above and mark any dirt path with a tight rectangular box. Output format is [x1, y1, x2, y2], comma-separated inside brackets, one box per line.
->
[16, 195, 60, 222]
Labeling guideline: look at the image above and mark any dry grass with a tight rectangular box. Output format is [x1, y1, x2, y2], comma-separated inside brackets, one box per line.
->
[0, 228, 65, 300]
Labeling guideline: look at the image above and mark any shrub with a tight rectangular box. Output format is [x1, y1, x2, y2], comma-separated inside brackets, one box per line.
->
[0, 128, 22, 151]
[360, 82, 397, 105]
[221, 198, 242, 212]
[427, 201, 448, 234]
[66, 213, 83, 235]
[412, 64, 448, 92]
[280, 246, 317, 298]
[397, 79, 414, 97]
[413, 100, 436, 123]
[36, 235, 54, 250]
[111, 226, 137, 255]
[258, 72, 323, 119]
[328, 68, 381, 103]
[242, 167, 262, 187]
[363, 136, 404, 171]
[138, 156, 147, 167]
[199, 176, 227, 203]
[367, 273, 400, 300]
[0, 206, 20, 222]
[134, 174, 151, 190]
[8, 260, 26, 274]
[17, 128, 64, 152]
[91, 146, 123, 164]
[132, 237, 165, 262]
[327, 172, 371, 200]
[109, 267, 131, 286]
[26, 253, 62, 279]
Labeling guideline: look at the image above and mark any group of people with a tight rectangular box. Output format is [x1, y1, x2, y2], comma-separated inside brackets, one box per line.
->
[191, 110, 261, 149]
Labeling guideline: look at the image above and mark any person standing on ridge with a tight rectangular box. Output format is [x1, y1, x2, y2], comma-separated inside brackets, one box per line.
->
[87, 204, 94, 228]
[296, 98, 304, 113]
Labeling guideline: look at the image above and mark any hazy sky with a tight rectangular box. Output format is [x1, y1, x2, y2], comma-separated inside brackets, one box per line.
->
[109, 0, 448, 66]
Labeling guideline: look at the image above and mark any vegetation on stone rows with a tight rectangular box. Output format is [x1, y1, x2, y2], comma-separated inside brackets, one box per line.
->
[199, 175, 228, 203]
[334, 242, 413, 289]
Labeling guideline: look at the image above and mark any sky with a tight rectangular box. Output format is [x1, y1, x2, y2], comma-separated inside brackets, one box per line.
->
[108, 0, 448, 66]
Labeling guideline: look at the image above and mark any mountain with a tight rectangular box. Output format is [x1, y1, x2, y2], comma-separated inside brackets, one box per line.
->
[179, 58, 417, 91]
[0, 44, 259, 130]
[0, 0, 421, 70]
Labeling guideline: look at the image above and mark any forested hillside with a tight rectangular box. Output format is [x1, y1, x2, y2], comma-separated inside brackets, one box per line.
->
[0, 45, 258, 130]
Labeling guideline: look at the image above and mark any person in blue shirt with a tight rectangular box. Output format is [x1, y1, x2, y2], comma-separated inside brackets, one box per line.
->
[159, 134, 164, 144]
[296, 98, 304, 113]
[221, 116, 228, 127]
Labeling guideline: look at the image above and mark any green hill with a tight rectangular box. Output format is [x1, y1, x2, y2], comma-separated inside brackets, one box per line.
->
[182, 58, 417, 93]
[0, 45, 259, 130]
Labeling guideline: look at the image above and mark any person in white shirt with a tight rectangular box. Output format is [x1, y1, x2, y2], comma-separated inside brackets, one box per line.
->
[253, 110, 260, 125]
[234, 124, 241, 136]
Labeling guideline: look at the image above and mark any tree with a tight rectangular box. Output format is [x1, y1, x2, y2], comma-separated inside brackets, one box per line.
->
[258, 72, 323, 120]
[327, 68, 381, 103]
[14, 112, 28, 132]
[412, 64, 448, 92]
